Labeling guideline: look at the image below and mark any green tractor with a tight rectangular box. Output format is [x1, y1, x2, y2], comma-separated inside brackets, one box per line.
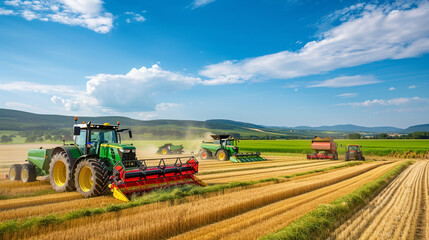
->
[199, 135, 265, 162]
[8, 118, 205, 202]
[157, 143, 184, 155]
[343, 145, 365, 161]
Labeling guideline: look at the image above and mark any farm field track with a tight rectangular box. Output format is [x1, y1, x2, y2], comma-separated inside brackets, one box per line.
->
[6, 160, 390, 240]
[200, 161, 346, 184]
[332, 160, 429, 240]
[0, 179, 52, 196]
[172, 161, 400, 240]
[0, 195, 120, 221]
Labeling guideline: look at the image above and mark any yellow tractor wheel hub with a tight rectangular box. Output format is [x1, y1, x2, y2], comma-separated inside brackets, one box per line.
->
[53, 161, 67, 186]
[79, 166, 93, 192]
[10, 168, 15, 180]
[21, 169, 28, 182]
[162, 149, 167, 155]
[218, 152, 225, 160]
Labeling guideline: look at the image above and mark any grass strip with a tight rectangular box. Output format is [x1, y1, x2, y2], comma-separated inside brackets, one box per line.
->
[199, 160, 331, 175]
[0, 160, 367, 237]
[0, 189, 57, 200]
[261, 160, 413, 240]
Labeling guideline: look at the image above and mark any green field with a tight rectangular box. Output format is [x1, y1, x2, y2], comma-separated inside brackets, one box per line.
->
[239, 139, 429, 157]
[120, 139, 429, 157]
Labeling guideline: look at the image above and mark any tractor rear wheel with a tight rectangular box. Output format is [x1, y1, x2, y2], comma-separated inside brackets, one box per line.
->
[9, 164, 22, 181]
[49, 152, 75, 192]
[216, 149, 229, 161]
[200, 149, 212, 160]
[74, 158, 108, 198]
[345, 152, 350, 161]
[21, 163, 37, 182]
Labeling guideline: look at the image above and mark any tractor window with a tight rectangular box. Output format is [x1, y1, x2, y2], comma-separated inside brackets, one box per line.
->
[75, 129, 87, 154]
[89, 129, 118, 155]
[349, 146, 358, 151]
[91, 130, 118, 144]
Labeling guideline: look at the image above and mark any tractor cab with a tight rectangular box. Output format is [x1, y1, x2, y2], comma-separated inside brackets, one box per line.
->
[210, 135, 237, 150]
[348, 145, 359, 152]
[73, 122, 132, 156]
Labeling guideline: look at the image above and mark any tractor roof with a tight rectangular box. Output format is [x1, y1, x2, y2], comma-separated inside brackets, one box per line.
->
[74, 123, 119, 130]
[211, 134, 231, 140]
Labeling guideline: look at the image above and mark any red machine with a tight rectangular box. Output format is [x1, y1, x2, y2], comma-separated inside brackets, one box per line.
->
[109, 156, 206, 202]
[306, 137, 338, 160]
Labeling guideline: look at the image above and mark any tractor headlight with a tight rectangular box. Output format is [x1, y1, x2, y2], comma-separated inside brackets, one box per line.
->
[119, 148, 131, 153]
[131, 149, 136, 153]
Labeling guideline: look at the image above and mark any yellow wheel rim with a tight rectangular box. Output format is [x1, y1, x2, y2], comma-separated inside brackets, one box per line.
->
[53, 161, 67, 186]
[10, 168, 15, 180]
[78, 166, 93, 192]
[162, 149, 167, 155]
[21, 169, 28, 182]
[218, 152, 225, 160]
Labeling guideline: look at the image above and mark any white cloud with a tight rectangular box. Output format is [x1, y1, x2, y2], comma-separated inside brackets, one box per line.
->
[139, 112, 157, 120]
[341, 96, 424, 107]
[84, 64, 201, 112]
[337, 93, 358, 98]
[0, 81, 78, 96]
[191, 0, 215, 9]
[200, 1, 429, 84]
[0, 65, 200, 113]
[155, 103, 181, 111]
[125, 11, 146, 23]
[1, 0, 113, 33]
[409, 85, 416, 89]
[309, 75, 380, 88]
[389, 87, 396, 91]
[0, 7, 15, 15]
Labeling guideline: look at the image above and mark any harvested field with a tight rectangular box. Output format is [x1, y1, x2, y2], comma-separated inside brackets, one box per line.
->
[5, 160, 390, 239]
[332, 160, 429, 240]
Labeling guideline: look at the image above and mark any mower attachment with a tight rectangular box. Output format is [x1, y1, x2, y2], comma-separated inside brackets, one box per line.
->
[230, 152, 266, 163]
[109, 156, 206, 202]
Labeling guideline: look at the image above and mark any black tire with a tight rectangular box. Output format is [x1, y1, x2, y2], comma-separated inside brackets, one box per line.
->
[334, 152, 338, 160]
[49, 152, 75, 192]
[200, 149, 212, 160]
[9, 164, 22, 181]
[21, 163, 37, 182]
[362, 156, 365, 161]
[74, 158, 109, 198]
[216, 149, 229, 161]
[345, 152, 350, 161]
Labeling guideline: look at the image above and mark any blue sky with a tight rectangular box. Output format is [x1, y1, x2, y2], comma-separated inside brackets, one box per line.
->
[0, 0, 428, 128]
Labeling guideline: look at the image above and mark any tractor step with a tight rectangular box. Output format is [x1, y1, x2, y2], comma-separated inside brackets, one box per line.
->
[109, 156, 206, 201]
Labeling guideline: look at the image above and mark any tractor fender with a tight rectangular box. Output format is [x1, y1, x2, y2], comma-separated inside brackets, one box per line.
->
[52, 146, 77, 169]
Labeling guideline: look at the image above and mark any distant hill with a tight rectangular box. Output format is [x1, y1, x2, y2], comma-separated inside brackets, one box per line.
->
[401, 124, 429, 133]
[293, 124, 403, 133]
[0, 108, 427, 140]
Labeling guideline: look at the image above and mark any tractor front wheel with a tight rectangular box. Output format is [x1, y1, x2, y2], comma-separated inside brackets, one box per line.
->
[9, 164, 22, 181]
[21, 163, 37, 182]
[216, 149, 229, 161]
[74, 159, 108, 198]
[49, 152, 75, 192]
[345, 152, 350, 161]
[161, 148, 169, 155]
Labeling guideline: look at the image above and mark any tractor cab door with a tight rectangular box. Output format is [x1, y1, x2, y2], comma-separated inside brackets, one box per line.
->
[75, 129, 87, 155]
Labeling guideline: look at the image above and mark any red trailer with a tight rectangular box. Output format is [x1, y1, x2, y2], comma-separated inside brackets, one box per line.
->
[306, 136, 338, 160]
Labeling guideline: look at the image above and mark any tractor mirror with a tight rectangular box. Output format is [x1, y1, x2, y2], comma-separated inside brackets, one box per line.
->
[128, 130, 133, 139]
[73, 126, 80, 135]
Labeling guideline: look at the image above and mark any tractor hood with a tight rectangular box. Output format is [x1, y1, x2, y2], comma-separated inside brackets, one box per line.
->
[100, 143, 136, 151]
